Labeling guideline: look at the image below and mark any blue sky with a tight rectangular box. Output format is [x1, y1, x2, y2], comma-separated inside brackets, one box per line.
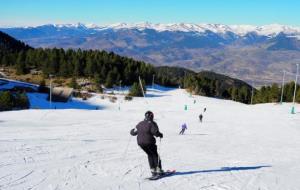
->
[0, 0, 299, 26]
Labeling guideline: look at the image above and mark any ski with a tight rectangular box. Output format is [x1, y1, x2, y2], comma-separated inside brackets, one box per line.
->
[146, 170, 176, 180]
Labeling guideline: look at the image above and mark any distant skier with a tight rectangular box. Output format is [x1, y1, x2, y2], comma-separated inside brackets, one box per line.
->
[199, 114, 203, 123]
[130, 111, 164, 177]
[179, 123, 187, 135]
[204, 108, 206, 112]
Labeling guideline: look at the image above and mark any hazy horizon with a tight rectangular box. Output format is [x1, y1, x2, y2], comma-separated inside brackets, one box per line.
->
[1, 21, 300, 28]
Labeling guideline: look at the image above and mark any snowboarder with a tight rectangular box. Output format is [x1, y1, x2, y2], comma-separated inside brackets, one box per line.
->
[199, 114, 203, 123]
[179, 123, 187, 135]
[130, 111, 164, 177]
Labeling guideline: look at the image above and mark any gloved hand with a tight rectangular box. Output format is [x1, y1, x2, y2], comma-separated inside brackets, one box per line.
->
[130, 128, 138, 136]
[158, 133, 163, 138]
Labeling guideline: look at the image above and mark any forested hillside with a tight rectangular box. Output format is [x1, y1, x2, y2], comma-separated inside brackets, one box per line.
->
[1, 31, 299, 104]
[0, 31, 31, 53]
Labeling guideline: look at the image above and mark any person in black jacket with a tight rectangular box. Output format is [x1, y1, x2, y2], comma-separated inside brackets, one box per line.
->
[199, 114, 203, 123]
[130, 111, 164, 176]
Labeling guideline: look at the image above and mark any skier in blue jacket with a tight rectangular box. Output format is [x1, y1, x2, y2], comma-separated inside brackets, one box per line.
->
[179, 123, 187, 135]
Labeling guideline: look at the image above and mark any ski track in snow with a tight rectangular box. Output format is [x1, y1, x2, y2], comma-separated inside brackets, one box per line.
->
[0, 88, 300, 190]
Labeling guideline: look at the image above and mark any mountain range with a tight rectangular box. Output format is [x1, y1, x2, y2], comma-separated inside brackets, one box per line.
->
[1, 22, 300, 85]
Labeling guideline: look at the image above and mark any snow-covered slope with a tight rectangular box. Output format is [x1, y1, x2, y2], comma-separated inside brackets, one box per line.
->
[0, 87, 300, 190]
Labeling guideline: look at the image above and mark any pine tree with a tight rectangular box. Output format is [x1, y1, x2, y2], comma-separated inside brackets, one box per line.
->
[94, 73, 103, 93]
[129, 81, 146, 97]
[215, 80, 220, 97]
[230, 87, 238, 101]
[73, 58, 82, 77]
[15, 51, 27, 75]
[0, 91, 14, 111]
[296, 88, 300, 103]
[59, 59, 70, 77]
[237, 86, 249, 103]
[105, 71, 115, 88]
[270, 83, 280, 102]
[84, 57, 96, 77]
[14, 92, 30, 109]
[1, 55, 8, 66]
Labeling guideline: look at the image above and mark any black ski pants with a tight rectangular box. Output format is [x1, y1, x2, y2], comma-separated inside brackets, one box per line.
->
[140, 144, 162, 170]
[179, 129, 186, 135]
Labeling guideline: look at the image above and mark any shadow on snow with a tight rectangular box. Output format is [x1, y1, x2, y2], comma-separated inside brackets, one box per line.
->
[165, 165, 271, 178]
[27, 93, 105, 110]
[148, 84, 177, 92]
[183, 133, 208, 136]
[146, 93, 171, 98]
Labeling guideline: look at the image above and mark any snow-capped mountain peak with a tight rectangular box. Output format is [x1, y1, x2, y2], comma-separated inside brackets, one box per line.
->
[102, 22, 300, 37]
[3, 22, 300, 37]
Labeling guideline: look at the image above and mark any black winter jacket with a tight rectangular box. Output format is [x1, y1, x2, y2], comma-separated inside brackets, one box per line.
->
[130, 119, 162, 146]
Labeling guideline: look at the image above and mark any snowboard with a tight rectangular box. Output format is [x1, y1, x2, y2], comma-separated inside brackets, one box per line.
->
[146, 170, 176, 180]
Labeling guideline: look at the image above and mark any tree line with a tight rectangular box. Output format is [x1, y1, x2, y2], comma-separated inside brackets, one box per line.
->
[2, 47, 300, 104]
[1, 48, 155, 88]
[252, 82, 300, 104]
[182, 73, 252, 104]
[0, 47, 251, 103]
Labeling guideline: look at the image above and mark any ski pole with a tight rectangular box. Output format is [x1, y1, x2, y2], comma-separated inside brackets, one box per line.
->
[121, 135, 133, 178]
[157, 138, 161, 168]
[122, 135, 132, 161]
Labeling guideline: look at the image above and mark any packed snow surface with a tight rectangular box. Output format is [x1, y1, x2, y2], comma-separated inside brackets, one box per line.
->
[0, 87, 300, 190]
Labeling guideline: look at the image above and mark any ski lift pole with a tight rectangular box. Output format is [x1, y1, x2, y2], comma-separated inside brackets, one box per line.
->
[291, 64, 299, 114]
[118, 80, 122, 110]
[138, 76, 148, 104]
[280, 70, 286, 104]
[152, 74, 155, 89]
[50, 79, 52, 109]
[49, 74, 54, 109]
[119, 80, 122, 94]
[251, 81, 254, 105]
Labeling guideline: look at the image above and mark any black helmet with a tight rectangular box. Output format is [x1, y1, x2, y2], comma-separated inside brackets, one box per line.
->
[145, 111, 154, 121]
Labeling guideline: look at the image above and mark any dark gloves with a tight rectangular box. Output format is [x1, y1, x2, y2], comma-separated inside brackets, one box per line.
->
[130, 128, 138, 136]
[158, 133, 163, 138]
